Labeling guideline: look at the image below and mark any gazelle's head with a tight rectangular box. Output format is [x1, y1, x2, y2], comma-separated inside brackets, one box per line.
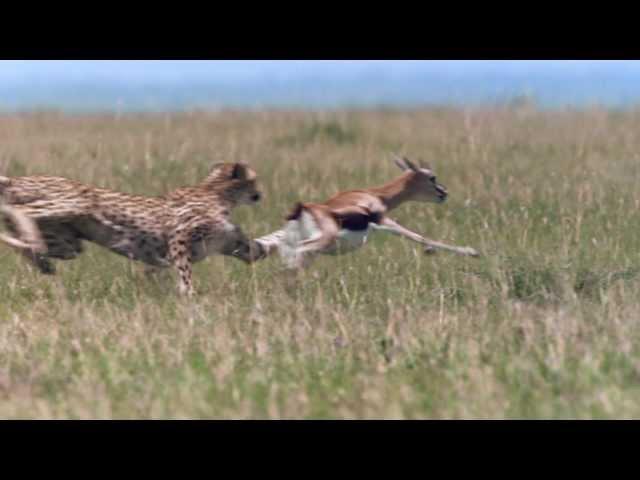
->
[205, 162, 262, 205]
[393, 155, 448, 204]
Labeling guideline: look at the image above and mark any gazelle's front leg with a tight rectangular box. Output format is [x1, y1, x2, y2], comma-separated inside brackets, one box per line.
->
[371, 216, 479, 257]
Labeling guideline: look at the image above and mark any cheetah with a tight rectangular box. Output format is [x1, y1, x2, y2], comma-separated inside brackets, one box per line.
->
[0, 162, 266, 296]
[255, 155, 479, 269]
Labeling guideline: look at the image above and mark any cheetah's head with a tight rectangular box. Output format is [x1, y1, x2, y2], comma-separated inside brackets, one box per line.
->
[207, 162, 262, 205]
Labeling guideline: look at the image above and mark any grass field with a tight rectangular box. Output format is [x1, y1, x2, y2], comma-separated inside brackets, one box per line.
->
[1, 107, 640, 418]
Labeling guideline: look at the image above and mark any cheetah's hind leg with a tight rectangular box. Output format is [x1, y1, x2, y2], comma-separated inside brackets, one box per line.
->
[33, 222, 88, 274]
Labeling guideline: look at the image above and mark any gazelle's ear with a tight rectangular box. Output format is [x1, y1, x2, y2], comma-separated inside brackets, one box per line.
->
[418, 158, 432, 171]
[392, 153, 410, 171]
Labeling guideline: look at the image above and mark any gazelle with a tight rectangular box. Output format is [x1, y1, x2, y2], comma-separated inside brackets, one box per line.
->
[255, 155, 479, 269]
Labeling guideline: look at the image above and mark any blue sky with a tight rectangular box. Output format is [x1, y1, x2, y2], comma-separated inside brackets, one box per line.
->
[1, 61, 639, 110]
[2, 60, 639, 82]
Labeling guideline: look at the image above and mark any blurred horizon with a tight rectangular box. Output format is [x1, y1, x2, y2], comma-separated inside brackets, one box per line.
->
[2, 60, 640, 111]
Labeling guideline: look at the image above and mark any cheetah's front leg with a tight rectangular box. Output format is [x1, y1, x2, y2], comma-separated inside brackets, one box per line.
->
[221, 224, 267, 264]
[168, 233, 194, 296]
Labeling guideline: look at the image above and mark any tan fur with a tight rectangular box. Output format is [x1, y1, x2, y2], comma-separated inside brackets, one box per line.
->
[0, 163, 265, 295]
[256, 155, 479, 269]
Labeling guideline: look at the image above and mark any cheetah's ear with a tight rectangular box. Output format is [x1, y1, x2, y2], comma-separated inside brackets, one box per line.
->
[231, 163, 249, 180]
[206, 163, 226, 179]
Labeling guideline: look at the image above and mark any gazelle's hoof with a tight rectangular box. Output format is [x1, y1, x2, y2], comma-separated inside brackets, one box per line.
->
[465, 247, 480, 257]
[424, 246, 437, 255]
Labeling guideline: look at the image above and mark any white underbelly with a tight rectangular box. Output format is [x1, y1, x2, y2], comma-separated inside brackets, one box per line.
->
[278, 210, 373, 268]
[327, 228, 369, 254]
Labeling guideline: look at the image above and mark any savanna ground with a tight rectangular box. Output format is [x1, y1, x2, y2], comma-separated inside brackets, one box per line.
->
[1, 107, 640, 418]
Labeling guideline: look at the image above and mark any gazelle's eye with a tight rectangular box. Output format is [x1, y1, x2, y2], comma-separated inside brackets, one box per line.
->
[431, 176, 437, 182]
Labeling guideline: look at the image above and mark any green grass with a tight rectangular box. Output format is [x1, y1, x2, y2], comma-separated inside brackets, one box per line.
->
[1, 108, 640, 418]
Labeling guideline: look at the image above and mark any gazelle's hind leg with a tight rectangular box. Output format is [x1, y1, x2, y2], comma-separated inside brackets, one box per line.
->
[280, 208, 340, 270]
[280, 218, 319, 270]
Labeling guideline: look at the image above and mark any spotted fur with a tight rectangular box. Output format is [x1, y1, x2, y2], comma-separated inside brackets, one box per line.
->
[0, 162, 266, 295]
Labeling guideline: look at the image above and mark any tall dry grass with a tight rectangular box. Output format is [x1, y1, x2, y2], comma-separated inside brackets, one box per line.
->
[1, 107, 640, 418]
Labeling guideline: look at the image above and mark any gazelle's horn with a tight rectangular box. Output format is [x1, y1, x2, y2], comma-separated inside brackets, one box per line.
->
[401, 156, 420, 172]
[392, 153, 412, 171]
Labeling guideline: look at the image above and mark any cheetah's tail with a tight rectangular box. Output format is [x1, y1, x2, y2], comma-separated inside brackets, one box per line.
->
[0, 176, 9, 195]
